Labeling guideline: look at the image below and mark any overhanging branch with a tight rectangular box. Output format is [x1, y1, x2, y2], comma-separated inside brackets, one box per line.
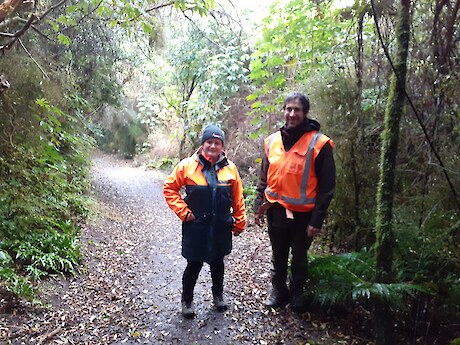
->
[0, 0, 69, 51]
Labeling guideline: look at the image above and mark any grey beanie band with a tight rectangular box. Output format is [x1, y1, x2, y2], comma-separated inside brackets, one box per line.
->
[201, 124, 225, 144]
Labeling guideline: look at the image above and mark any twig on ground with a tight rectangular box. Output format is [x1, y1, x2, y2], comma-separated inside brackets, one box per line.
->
[37, 325, 62, 344]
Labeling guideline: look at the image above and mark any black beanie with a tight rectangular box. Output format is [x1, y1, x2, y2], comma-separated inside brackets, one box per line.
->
[201, 124, 225, 144]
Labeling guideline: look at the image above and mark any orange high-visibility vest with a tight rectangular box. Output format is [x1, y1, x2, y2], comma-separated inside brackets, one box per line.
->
[264, 131, 334, 212]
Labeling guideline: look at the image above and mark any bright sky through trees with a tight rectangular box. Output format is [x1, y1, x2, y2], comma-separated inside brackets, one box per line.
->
[228, 0, 355, 13]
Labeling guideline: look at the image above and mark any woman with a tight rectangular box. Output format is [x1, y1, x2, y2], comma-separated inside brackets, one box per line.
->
[163, 124, 246, 318]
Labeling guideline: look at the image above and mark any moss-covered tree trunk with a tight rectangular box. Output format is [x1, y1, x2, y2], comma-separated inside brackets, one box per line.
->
[373, 1, 411, 344]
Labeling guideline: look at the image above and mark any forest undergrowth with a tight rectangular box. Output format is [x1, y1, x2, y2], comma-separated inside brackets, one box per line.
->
[1, 153, 376, 345]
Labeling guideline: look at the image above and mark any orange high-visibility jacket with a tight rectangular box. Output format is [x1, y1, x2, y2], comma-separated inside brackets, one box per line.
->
[163, 153, 246, 262]
[264, 131, 334, 213]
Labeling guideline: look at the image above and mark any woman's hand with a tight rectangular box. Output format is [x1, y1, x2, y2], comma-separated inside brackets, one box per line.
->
[185, 212, 196, 222]
[232, 227, 243, 236]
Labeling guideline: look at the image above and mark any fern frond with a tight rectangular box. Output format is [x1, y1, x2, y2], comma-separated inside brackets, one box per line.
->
[307, 252, 433, 308]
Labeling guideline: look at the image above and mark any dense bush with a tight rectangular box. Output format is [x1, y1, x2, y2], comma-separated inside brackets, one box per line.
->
[0, 95, 93, 299]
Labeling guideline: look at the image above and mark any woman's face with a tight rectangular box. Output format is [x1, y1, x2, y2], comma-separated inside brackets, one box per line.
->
[202, 138, 224, 162]
[284, 99, 306, 129]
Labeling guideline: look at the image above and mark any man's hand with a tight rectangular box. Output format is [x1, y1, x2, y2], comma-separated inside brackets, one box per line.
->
[307, 225, 320, 238]
[255, 202, 272, 226]
[254, 213, 265, 226]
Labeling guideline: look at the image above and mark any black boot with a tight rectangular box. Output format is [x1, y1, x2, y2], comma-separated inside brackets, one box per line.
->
[213, 293, 228, 312]
[289, 283, 306, 313]
[264, 286, 289, 308]
[181, 299, 195, 318]
[289, 293, 306, 313]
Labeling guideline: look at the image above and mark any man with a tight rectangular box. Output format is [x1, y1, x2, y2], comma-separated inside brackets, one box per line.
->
[254, 92, 335, 312]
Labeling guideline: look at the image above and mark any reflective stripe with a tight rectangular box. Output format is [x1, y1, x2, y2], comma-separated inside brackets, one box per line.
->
[265, 188, 278, 199]
[266, 132, 279, 158]
[266, 132, 323, 206]
[283, 132, 322, 205]
[265, 132, 280, 200]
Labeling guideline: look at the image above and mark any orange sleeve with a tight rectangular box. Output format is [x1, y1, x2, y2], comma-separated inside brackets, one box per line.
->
[230, 163, 246, 232]
[163, 160, 192, 222]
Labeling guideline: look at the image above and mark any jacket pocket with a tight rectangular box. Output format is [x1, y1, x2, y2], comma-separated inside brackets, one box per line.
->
[182, 217, 209, 261]
[286, 152, 305, 175]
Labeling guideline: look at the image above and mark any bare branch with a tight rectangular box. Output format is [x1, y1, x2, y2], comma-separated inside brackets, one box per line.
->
[0, 0, 69, 51]
[0, 15, 27, 31]
[0, 13, 34, 50]
[46, 0, 103, 37]
[18, 38, 49, 79]
[117, 1, 174, 24]
[0, 31, 15, 37]
[181, 11, 223, 50]
[0, 75, 10, 94]
[36, 0, 68, 21]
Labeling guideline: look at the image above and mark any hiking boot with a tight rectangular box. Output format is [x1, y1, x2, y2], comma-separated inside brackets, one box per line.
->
[213, 294, 228, 312]
[264, 287, 289, 309]
[181, 300, 195, 319]
[289, 293, 306, 313]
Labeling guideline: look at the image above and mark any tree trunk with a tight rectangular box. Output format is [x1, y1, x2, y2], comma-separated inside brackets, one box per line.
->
[0, 0, 23, 23]
[373, 0, 411, 344]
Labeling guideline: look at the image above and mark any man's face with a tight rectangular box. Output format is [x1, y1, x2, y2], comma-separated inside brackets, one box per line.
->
[202, 138, 224, 162]
[284, 99, 306, 129]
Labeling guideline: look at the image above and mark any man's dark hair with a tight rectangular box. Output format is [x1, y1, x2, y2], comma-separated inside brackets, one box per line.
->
[283, 92, 310, 114]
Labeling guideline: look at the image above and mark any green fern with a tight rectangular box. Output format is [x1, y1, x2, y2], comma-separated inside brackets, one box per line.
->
[0, 250, 35, 299]
[307, 251, 432, 308]
[0, 268, 35, 299]
[3, 230, 81, 278]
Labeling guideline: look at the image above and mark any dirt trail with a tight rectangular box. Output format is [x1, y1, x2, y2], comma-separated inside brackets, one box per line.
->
[1, 153, 371, 345]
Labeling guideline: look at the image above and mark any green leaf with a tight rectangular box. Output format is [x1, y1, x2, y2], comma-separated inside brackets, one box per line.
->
[57, 34, 71, 46]
[0, 250, 12, 265]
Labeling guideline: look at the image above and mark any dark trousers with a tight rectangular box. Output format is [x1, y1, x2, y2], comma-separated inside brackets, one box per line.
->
[267, 206, 312, 295]
[182, 257, 224, 302]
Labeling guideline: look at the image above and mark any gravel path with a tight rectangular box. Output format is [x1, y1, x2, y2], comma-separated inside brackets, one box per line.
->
[1, 153, 372, 345]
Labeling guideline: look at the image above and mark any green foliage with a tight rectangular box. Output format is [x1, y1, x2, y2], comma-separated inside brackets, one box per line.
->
[1, 240, 35, 299]
[242, 184, 257, 212]
[65, 18, 124, 108]
[2, 230, 81, 278]
[85, 0, 214, 26]
[0, 267, 35, 300]
[308, 214, 459, 334]
[148, 157, 178, 170]
[392, 212, 460, 323]
[172, 0, 214, 15]
[162, 20, 250, 155]
[0, 0, 217, 303]
[95, 119, 147, 158]
[307, 252, 431, 308]
[248, 0, 354, 116]
[0, 96, 93, 299]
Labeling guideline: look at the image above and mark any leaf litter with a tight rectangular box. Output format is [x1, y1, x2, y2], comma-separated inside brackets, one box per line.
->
[0, 152, 373, 345]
